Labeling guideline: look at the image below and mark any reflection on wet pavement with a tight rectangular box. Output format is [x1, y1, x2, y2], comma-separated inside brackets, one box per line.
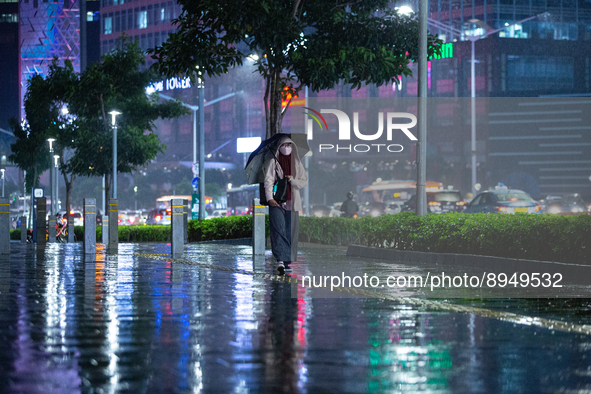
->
[0, 242, 590, 393]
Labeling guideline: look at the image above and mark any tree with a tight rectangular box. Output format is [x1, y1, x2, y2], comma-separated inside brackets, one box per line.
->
[9, 60, 77, 221]
[149, 0, 441, 138]
[66, 40, 187, 202]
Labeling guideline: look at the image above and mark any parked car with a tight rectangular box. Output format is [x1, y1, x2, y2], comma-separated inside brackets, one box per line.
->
[361, 201, 385, 217]
[145, 208, 171, 225]
[402, 190, 466, 214]
[207, 209, 227, 219]
[124, 210, 145, 225]
[464, 189, 541, 214]
[541, 193, 587, 214]
[385, 201, 405, 215]
[309, 205, 332, 217]
[540, 195, 563, 214]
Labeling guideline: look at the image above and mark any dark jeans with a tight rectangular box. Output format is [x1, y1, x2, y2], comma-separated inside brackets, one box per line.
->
[269, 206, 299, 262]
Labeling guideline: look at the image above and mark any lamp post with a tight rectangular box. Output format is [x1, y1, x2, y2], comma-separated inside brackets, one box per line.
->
[154, 90, 242, 220]
[427, 13, 545, 197]
[0, 169, 4, 198]
[108, 110, 121, 199]
[53, 155, 60, 213]
[47, 138, 56, 215]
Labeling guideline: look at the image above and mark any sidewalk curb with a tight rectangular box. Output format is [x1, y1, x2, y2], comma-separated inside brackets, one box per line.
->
[346, 245, 591, 285]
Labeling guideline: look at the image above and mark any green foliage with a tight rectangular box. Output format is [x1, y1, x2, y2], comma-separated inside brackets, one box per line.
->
[187, 216, 253, 242]
[10, 229, 20, 240]
[298, 213, 591, 264]
[19, 214, 590, 265]
[150, 0, 442, 136]
[67, 40, 187, 196]
[9, 59, 77, 191]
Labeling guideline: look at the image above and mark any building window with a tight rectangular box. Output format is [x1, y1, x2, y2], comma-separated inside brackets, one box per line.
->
[86, 11, 93, 22]
[0, 13, 18, 23]
[104, 17, 112, 34]
[507, 56, 574, 91]
[138, 10, 147, 29]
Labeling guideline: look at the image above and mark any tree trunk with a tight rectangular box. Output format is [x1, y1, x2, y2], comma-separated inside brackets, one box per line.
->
[63, 172, 74, 226]
[265, 68, 284, 138]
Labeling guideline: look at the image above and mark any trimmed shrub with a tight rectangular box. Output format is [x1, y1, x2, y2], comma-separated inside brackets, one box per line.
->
[299, 212, 591, 264]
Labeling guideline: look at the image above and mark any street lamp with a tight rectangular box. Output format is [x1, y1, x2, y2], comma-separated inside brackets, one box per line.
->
[154, 90, 242, 220]
[53, 155, 60, 212]
[0, 169, 4, 198]
[47, 138, 56, 215]
[108, 110, 121, 199]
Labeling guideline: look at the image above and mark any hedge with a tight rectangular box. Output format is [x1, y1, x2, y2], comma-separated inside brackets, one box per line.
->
[298, 212, 591, 264]
[10, 213, 590, 264]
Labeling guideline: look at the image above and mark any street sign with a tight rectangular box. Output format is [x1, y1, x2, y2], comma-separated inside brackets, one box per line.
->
[192, 177, 199, 190]
[192, 162, 199, 175]
[192, 193, 199, 220]
[34, 188, 43, 198]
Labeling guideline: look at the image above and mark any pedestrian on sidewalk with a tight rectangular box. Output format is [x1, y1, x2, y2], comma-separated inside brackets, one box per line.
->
[263, 136, 308, 274]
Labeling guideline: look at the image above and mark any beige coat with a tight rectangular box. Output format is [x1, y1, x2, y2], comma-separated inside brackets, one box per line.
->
[263, 136, 308, 212]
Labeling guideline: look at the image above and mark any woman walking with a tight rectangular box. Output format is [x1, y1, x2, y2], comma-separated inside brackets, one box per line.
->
[263, 136, 308, 274]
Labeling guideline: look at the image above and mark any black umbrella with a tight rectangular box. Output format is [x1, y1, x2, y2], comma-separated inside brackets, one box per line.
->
[244, 133, 310, 184]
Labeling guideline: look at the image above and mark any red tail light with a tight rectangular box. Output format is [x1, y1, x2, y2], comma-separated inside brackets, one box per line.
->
[456, 201, 466, 206]
[428, 201, 441, 207]
[495, 205, 508, 213]
[155, 215, 162, 222]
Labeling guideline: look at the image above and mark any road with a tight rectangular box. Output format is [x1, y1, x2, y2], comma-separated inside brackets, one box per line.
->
[0, 242, 589, 393]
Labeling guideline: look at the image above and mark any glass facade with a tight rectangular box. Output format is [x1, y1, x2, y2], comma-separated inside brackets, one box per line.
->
[506, 55, 574, 91]
[101, 1, 179, 53]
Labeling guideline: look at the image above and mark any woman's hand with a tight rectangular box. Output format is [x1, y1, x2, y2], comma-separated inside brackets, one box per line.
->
[268, 199, 280, 207]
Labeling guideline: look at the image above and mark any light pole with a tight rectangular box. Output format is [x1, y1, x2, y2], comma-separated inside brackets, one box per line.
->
[47, 138, 56, 215]
[108, 110, 121, 199]
[416, 0, 428, 216]
[428, 14, 545, 196]
[197, 69, 205, 221]
[154, 90, 242, 220]
[53, 155, 60, 212]
[0, 169, 4, 198]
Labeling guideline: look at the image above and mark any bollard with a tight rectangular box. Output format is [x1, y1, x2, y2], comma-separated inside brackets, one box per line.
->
[0, 198, 9, 255]
[171, 198, 184, 255]
[102, 215, 109, 245]
[83, 198, 96, 252]
[36, 197, 46, 246]
[252, 198, 266, 255]
[48, 215, 56, 243]
[20, 216, 27, 244]
[68, 222, 74, 243]
[107, 199, 118, 251]
[183, 199, 188, 244]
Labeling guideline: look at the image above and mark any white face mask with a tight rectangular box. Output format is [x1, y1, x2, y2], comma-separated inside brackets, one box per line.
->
[279, 145, 292, 156]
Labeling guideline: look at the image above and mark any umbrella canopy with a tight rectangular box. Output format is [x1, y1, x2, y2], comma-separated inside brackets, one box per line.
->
[244, 133, 310, 184]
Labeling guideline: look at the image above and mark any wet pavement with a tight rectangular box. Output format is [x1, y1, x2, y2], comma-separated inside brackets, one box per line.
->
[1, 242, 591, 393]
